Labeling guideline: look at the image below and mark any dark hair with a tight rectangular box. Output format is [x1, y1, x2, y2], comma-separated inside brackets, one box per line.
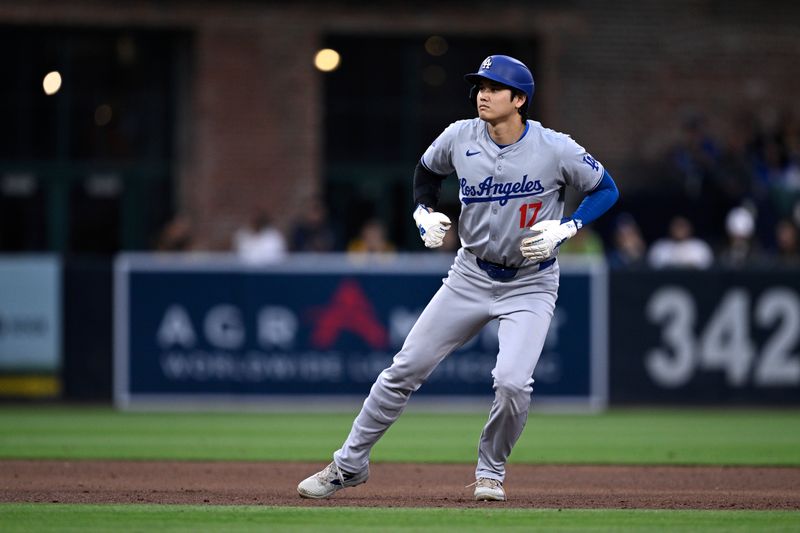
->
[512, 89, 529, 120]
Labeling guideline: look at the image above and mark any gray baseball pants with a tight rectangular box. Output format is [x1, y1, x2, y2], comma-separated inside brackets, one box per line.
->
[333, 248, 559, 482]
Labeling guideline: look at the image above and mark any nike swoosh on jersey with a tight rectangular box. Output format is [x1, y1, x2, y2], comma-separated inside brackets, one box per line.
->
[466, 149, 481, 157]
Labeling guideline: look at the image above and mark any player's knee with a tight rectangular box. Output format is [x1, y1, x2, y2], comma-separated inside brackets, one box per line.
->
[381, 362, 427, 391]
[493, 379, 531, 415]
[370, 374, 412, 412]
[493, 374, 532, 401]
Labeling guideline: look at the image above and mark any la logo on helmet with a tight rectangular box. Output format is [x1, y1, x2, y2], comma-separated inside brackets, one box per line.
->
[481, 56, 493, 69]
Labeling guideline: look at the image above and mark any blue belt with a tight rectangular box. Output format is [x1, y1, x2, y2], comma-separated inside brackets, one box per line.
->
[474, 256, 555, 281]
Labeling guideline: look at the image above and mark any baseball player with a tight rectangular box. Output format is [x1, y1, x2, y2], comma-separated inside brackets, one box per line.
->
[298, 54, 619, 501]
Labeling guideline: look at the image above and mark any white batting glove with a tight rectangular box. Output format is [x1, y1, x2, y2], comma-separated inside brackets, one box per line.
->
[520, 219, 580, 262]
[413, 204, 452, 248]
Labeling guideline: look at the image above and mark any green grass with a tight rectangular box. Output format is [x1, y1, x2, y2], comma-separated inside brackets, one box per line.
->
[1, 505, 798, 532]
[0, 406, 799, 465]
[2, 408, 798, 531]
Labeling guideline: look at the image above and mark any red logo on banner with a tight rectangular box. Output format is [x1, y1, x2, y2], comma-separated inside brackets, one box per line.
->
[309, 279, 389, 349]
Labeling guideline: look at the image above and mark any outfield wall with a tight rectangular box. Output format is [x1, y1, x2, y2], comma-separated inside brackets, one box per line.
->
[2, 253, 798, 407]
[0, 256, 62, 398]
[610, 269, 800, 405]
[113, 253, 607, 411]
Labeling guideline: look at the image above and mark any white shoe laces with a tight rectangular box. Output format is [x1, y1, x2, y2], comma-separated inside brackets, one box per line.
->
[316, 462, 344, 486]
[317, 462, 347, 485]
[466, 478, 503, 489]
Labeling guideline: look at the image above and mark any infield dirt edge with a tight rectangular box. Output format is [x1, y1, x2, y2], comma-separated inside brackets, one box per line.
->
[2, 460, 799, 510]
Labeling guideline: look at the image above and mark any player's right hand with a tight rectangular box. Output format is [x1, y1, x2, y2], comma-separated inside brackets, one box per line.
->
[413, 204, 451, 248]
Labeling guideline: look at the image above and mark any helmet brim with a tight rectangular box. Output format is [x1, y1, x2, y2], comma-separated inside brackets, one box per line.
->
[464, 73, 533, 103]
[464, 72, 513, 89]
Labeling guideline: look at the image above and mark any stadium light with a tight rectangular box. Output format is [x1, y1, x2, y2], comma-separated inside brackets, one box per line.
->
[314, 48, 341, 72]
[43, 71, 62, 95]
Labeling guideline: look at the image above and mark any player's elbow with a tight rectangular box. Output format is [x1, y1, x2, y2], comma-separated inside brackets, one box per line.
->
[600, 169, 620, 207]
[609, 179, 620, 206]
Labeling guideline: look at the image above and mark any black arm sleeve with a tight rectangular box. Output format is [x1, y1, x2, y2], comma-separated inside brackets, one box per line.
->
[413, 161, 448, 209]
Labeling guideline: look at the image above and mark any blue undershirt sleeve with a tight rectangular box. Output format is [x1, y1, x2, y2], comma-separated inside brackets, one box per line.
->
[568, 170, 619, 227]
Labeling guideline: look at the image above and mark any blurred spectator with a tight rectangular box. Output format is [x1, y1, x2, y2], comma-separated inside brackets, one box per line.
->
[771, 113, 800, 216]
[606, 213, 647, 269]
[558, 227, 604, 257]
[155, 214, 196, 251]
[774, 219, 800, 267]
[641, 107, 800, 254]
[718, 206, 760, 267]
[347, 219, 395, 254]
[648, 216, 713, 269]
[656, 114, 725, 247]
[749, 111, 800, 235]
[290, 196, 339, 252]
[233, 209, 287, 264]
[754, 136, 789, 198]
[716, 114, 756, 211]
[669, 114, 721, 203]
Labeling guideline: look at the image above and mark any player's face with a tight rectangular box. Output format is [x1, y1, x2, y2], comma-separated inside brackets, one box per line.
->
[476, 80, 525, 123]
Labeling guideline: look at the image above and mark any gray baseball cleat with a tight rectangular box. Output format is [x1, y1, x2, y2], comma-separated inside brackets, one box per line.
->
[297, 462, 369, 499]
[473, 477, 506, 501]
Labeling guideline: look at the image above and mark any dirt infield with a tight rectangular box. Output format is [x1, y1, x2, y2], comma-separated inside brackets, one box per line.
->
[2, 460, 799, 509]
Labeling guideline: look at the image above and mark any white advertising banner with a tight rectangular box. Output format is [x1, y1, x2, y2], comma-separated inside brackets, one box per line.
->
[0, 256, 61, 371]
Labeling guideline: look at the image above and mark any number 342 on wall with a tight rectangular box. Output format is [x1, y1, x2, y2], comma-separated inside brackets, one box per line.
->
[645, 287, 800, 388]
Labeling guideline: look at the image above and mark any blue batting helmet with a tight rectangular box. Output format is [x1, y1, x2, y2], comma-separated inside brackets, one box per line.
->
[464, 55, 534, 103]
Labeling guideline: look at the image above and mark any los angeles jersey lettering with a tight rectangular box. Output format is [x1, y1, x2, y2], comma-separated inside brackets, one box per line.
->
[421, 118, 604, 266]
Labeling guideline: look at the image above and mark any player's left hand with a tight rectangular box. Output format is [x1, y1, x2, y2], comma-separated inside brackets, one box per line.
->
[520, 219, 579, 262]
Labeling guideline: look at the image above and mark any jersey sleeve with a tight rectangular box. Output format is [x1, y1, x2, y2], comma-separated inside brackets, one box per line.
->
[420, 122, 459, 176]
[558, 135, 605, 193]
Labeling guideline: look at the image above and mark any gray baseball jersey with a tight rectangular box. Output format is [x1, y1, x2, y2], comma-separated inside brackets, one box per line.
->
[422, 118, 605, 266]
[332, 119, 606, 486]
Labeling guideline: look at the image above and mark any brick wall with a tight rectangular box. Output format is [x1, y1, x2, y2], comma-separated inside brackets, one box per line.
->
[186, 18, 321, 247]
[2, 1, 799, 247]
[554, 1, 800, 184]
